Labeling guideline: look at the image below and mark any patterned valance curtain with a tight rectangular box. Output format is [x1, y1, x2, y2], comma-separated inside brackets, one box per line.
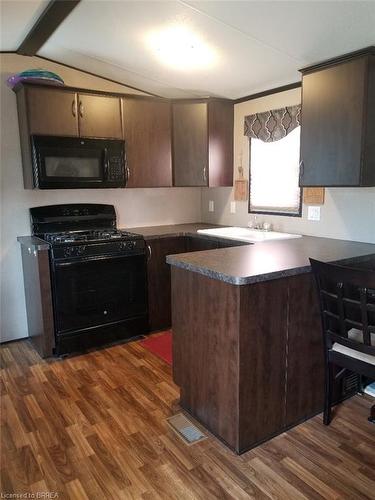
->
[244, 105, 301, 142]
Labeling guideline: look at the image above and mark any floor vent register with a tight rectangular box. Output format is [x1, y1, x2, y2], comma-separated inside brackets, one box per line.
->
[167, 413, 207, 445]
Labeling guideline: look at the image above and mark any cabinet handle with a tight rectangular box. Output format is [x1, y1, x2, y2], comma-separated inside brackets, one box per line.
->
[299, 160, 305, 177]
[147, 244, 152, 262]
[203, 166, 207, 183]
[79, 101, 84, 118]
[71, 99, 77, 117]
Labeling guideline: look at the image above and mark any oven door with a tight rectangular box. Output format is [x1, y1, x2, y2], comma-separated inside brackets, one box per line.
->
[52, 254, 147, 335]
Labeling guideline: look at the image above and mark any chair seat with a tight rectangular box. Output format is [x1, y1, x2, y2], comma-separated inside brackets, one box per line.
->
[332, 329, 375, 365]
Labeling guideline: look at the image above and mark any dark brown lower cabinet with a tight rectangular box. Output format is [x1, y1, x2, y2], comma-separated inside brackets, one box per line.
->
[147, 236, 250, 332]
[171, 267, 353, 454]
[186, 236, 250, 251]
[19, 242, 55, 358]
[146, 237, 187, 332]
[186, 236, 218, 252]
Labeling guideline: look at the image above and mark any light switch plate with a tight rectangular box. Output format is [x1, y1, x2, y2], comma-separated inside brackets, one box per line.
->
[208, 200, 214, 212]
[230, 201, 236, 214]
[307, 206, 321, 221]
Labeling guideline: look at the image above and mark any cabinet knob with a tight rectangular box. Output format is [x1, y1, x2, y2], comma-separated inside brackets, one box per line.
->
[79, 101, 84, 118]
[71, 99, 77, 117]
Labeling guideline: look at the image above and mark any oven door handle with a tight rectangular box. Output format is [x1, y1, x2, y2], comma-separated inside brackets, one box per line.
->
[54, 253, 145, 267]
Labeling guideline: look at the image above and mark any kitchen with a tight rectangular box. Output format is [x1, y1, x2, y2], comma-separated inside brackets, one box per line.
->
[1, 1, 375, 498]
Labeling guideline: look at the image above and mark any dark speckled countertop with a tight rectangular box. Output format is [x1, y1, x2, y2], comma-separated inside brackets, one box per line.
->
[125, 222, 221, 240]
[166, 235, 375, 285]
[17, 223, 219, 249]
[18, 224, 375, 286]
[17, 235, 50, 250]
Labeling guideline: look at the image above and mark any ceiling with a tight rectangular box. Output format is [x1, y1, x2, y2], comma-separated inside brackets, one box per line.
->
[1, 1, 375, 99]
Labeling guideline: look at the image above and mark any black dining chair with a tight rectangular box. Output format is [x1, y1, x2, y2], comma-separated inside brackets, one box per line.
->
[310, 259, 375, 425]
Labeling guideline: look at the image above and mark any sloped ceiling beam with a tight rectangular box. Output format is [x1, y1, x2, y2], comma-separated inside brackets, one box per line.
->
[17, 0, 81, 56]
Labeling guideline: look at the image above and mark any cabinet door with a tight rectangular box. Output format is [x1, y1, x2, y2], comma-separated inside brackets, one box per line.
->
[78, 94, 122, 139]
[123, 99, 172, 187]
[173, 102, 208, 186]
[146, 237, 187, 332]
[208, 101, 234, 187]
[186, 236, 218, 252]
[26, 87, 78, 136]
[300, 57, 366, 186]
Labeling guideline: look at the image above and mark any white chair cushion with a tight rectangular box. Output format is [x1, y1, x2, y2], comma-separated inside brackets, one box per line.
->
[347, 328, 375, 344]
[332, 329, 375, 365]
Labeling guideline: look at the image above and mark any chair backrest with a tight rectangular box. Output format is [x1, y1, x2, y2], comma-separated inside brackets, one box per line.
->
[310, 259, 375, 356]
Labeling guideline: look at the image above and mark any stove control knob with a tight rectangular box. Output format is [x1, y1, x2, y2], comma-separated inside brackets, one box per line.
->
[63, 247, 73, 257]
[127, 241, 136, 249]
[77, 245, 86, 255]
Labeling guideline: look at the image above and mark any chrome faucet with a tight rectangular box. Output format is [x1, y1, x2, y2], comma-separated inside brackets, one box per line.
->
[248, 216, 272, 231]
[248, 216, 262, 230]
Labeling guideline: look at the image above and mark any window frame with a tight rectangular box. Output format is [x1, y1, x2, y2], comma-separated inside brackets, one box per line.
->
[247, 132, 302, 218]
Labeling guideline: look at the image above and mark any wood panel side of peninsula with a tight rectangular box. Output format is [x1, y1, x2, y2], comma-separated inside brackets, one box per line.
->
[171, 267, 328, 453]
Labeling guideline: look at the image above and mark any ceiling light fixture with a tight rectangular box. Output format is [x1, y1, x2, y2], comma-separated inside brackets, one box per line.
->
[147, 25, 216, 70]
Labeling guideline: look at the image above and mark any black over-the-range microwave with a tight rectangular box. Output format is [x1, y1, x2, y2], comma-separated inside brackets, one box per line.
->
[31, 135, 127, 189]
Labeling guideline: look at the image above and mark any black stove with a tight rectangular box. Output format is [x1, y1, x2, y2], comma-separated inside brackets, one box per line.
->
[31, 204, 145, 259]
[30, 204, 148, 356]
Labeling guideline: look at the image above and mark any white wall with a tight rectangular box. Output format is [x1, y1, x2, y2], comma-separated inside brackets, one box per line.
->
[202, 88, 375, 244]
[0, 54, 202, 342]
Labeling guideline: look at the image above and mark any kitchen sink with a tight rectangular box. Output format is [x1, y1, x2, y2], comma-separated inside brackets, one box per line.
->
[197, 227, 302, 243]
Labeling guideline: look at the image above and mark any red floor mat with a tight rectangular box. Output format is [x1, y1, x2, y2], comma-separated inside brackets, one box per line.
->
[140, 330, 172, 365]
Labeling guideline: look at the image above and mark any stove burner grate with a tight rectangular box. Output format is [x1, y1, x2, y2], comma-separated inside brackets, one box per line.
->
[44, 229, 139, 244]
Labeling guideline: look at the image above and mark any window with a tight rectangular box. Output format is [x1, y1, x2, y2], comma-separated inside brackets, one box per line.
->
[249, 126, 301, 216]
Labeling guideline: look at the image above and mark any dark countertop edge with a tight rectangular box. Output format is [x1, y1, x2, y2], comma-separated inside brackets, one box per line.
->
[140, 231, 242, 242]
[124, 223, 222, 240]
[166, 252, 375, 286]
[17, 235, 50, 251]
[137, 231, 186, 240]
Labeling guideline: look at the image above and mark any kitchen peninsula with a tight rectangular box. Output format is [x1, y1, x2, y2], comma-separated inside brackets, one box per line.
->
[167, 236, 375, 454]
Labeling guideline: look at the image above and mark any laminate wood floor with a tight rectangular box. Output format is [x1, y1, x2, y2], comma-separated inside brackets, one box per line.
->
[1, 337, 374, 499]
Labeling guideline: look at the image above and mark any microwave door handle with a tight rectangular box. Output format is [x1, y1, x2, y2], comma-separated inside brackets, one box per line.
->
[104, 148, 110, 179]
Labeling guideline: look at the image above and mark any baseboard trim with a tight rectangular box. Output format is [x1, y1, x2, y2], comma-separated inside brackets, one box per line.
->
[0, 336, 29, 345]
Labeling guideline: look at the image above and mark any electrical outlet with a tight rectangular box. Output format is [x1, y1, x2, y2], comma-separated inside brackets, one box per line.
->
[307, 206, 321, 221]
[208, 200, 214, 212]
[230, 201, 236, 214]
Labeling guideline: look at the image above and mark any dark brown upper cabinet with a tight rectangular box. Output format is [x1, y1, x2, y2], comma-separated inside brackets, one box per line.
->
[172, 100, 234, 187]
[19, 85, 79, 137]
[299, 47, 375, 187]
[78, 93, 122, 139]
[122, 98, 172, 187]
[15, 84, 122, 140]
[14, 84, 234, 189]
